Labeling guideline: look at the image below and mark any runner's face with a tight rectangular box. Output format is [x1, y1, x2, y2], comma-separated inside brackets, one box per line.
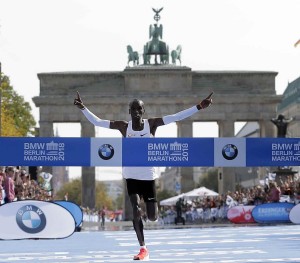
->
[130, 101, 144, 120]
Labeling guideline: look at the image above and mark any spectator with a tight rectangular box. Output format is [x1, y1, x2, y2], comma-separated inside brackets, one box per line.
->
[176, 198, 184, 218]
[14, 170, 24, 201]
[268, 182, 281, 203]
[0, 167, 5, 205]
[99, 206, 106, 228]
[4, 166, 15, 203]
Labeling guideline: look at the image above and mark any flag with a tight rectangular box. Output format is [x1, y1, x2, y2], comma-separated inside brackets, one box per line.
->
[259, 179, 265, 186]
[226, 195, 238, 208]
[39, 172, 53, 182]
[39, 172, 53, 191]
[268, 173, 276, 181]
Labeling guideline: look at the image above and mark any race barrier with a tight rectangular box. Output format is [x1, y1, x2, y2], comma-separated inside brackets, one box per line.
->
[227, 205, 256, 224]
[289, 203, 300, 224]
[0, 200, 76, 240]
[251, 202, 294, 224]
[54, 200, 83, 228]
[227, 203, 300, 224]
[0, 137, 300, 167]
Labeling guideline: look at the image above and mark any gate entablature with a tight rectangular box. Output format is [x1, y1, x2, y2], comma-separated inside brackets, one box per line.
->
[33, 69, 280, 124]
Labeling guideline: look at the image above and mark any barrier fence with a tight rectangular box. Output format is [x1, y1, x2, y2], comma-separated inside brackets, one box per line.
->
[0, 137, 299, 167]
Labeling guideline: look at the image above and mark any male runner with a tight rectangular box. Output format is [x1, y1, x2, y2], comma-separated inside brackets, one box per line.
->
[74, 91, 213, 260]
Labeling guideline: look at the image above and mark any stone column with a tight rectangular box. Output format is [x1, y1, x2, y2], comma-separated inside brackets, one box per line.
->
[81, 121, 96, 209]
[177, 120, 194, 193]
[259, 120, 276, 138]
[259, 120, 276, 181]
[218, 120, 236, 194]
[38, 121, 54, 175]
[39, 121, 54, 137]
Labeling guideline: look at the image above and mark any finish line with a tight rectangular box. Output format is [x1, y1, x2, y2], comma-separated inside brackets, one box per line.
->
[0, 137, 299, 167]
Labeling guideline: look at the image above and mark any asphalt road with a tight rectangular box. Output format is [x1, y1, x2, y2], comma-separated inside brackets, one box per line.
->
[1, 224, 300, 262]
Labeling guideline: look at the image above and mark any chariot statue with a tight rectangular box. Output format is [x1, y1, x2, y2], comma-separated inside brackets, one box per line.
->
[143, 8, 169, 65]
[127, 7, 182, 67]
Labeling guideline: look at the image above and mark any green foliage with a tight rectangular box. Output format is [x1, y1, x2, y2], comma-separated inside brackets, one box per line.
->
[113, 193, 124, 210]
[55, 179, 115, 210]
[1, 104, 21, 136]
[55, 178, 82, 204]
[0, 73, 36, 136]
[198, 168, 218, 192]
[95, 181, 114, 210]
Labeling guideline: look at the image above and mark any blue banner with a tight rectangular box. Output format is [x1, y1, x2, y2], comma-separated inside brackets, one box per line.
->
[252, 202, 294, 224]
[0, 137, 299, 167]
[123, 138, 214, 167]
[246, 138, 300, 166]
[0, 137, 90, 166]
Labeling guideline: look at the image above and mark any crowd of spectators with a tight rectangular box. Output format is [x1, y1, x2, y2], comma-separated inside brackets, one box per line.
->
[0, 166, 52, 205]
[160, 174, 300, 224]
[0, 166, 124, 224]
[2, 165, 299, 226]
[81, 207, 123, 223]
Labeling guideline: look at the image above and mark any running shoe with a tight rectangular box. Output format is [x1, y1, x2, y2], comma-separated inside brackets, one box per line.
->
[133, 247, 149, 261]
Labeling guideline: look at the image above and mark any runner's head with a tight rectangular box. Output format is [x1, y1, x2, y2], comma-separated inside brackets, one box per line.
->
[129, 99, 145, 120]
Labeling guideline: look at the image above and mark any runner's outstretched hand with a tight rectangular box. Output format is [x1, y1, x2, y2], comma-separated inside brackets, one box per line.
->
[198, 92, 213, 109]
[74, 91, 85, 110]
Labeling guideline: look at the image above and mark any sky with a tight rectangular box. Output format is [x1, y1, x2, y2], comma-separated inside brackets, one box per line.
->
[1, 0, 300, 179]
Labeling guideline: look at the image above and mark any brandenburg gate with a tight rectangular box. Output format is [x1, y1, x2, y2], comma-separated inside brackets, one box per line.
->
[32, 9, 281, 215]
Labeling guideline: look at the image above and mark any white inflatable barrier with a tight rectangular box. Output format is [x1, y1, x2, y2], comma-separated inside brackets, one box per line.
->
[0, 200, 76, 240]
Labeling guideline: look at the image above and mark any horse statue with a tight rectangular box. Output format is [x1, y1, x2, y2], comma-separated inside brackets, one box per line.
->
[143, 45, 151, 65]
[127, 45, 139, 66]
[171, 45, 182, 65]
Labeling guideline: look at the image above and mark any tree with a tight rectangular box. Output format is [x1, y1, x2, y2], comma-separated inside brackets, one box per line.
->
[113, 194, 124, 210]
[0, 73, 36, 136]
[1, 106, 22, 136]
[55, 178, 82, 204]
[55, 178, 114, 210]
[95, 181, 114, 210]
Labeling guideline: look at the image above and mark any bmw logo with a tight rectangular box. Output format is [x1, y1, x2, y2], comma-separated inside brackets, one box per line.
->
[16, 205, 46, 234]
[222, 144, 238, 160]
[98, 144, 114, 160]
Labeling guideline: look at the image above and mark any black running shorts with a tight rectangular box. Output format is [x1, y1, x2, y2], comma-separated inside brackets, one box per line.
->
[126, 179, 157, 202]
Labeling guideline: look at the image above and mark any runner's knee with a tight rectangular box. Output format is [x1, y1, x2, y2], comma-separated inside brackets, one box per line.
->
[147, 213, 158, 221]
[146, 203, 158, 221]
